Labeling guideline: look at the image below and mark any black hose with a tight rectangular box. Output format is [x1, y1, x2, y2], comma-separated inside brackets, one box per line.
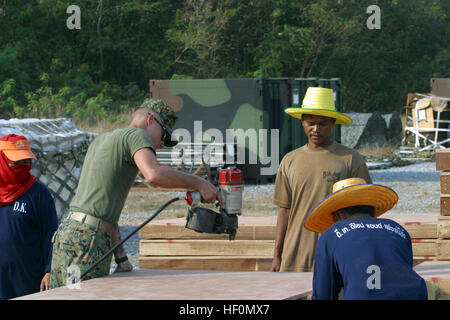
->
[80, 196, 183, 280]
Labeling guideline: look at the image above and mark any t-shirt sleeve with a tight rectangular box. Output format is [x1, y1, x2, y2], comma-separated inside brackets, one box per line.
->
[272, 158, 292, 208]
[351, 152, 372, 184]
[37, 185, 59, 273]
[126, 128, 155, 163]
[311, 235, 341, 300]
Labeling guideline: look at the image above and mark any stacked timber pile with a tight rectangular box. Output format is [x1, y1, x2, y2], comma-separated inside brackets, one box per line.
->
[436, 149, 450, 261]
[138, 216, 276, 271]
[139, 215, 441, 271]
[388, 213, 438, 266]
[412, 149, 450, 299]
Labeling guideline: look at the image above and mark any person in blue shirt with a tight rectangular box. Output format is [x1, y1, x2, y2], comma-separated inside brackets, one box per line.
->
[304, 177, 428, 300]
[0, 134, 58, 299]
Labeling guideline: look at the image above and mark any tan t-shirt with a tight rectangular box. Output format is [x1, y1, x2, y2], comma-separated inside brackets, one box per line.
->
[272, 141, 372, 272]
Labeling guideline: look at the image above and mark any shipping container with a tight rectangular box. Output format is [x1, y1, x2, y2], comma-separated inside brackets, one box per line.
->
[149, 77, 342, 182]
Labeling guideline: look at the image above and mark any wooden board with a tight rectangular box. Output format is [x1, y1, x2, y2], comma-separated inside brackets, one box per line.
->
[139, 256, 272, 271]
[139, 255, 430, 272]
[402, 222, 437, 239]
[140, 214, 439, 240]
[438, 216, 450, 238]
[140, 239, 275, 256]
[440, 195, 450, 216]
[15, 269, 313, 300]
[412, 239, 436, 257]
[413, 256, 435, 267]
[436, 149, 450, 171]
[436, 240, 450, 260]
[441, 172, 450, 194]
[139, 223, 276, 240]
[141, 239, 435, 258]
[415, 260, 450, 300]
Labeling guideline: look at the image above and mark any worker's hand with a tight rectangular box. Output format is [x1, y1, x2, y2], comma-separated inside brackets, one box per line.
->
[40, 272, 50, 291]
[115, 260, 133, 273]
[270, 257, 281, 272]
[199, 180, 223, 207]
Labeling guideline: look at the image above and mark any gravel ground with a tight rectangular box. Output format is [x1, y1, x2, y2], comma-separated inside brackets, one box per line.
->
[113, 159, 440, 273]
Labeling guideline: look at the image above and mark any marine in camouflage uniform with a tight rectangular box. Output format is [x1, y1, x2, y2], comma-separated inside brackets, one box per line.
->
[50, 98, 221, 288]
[50, 219, 112, 286]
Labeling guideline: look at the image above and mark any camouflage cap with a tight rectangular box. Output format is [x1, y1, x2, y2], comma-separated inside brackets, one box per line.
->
[139, 98, 179, 147]
[140, 98, 178, 129]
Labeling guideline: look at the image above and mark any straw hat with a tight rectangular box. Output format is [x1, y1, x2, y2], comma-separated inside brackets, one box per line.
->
[0, 134, 36, 161]
[285, 87, 352, 125]
[304, 178, 398, 233]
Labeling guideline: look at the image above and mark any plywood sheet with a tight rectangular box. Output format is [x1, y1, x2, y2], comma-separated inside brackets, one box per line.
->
[16, 269, 313, 300]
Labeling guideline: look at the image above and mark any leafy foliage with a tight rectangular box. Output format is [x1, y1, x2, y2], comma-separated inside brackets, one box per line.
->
[0, 0, 448, 122]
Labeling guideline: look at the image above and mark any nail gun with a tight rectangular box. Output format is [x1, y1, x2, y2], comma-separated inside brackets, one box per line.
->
[185, 167, 243, 240]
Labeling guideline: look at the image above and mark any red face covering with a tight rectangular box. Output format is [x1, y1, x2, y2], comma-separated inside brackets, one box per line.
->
[0, 150, 37, 206]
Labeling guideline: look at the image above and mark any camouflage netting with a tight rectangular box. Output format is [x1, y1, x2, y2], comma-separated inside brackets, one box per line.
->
[341, 112, 402, 150]
[341, 112, 388, 149]
[382, 111, 403, 145]
[0, 118, 97, 221]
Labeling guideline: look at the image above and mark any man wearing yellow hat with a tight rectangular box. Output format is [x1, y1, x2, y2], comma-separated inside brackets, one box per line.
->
[271, 87, 372, 273]
[305, 178, 427, 300]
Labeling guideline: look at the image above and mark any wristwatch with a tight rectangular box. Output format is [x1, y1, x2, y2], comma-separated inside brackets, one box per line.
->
[115, 255, 128, 264]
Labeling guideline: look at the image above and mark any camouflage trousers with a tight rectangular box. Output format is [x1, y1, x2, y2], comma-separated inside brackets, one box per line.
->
[49, 218, 112, 289]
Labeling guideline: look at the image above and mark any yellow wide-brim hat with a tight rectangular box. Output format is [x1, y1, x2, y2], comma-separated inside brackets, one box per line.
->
[304, 178, 398, 233]
[285, 87, 352, 125]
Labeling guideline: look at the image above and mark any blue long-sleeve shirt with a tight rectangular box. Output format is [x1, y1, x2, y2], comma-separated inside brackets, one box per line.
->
[0, 181, 58, 299]
[311, 216, 428, 300]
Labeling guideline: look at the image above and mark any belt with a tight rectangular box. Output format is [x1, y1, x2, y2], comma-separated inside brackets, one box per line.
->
[68, 212, 114, 233]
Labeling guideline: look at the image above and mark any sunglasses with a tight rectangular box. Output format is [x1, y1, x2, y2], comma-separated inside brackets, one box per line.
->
[149, 113, 168, 142]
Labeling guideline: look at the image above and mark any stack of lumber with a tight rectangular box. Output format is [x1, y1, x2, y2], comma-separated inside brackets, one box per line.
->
[139, 214, 441, 271]
[139, 216, 276, 271]
[436, 149, 450, 261]
[412, 149, 450, 299]
[384, 213, 438, 266]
